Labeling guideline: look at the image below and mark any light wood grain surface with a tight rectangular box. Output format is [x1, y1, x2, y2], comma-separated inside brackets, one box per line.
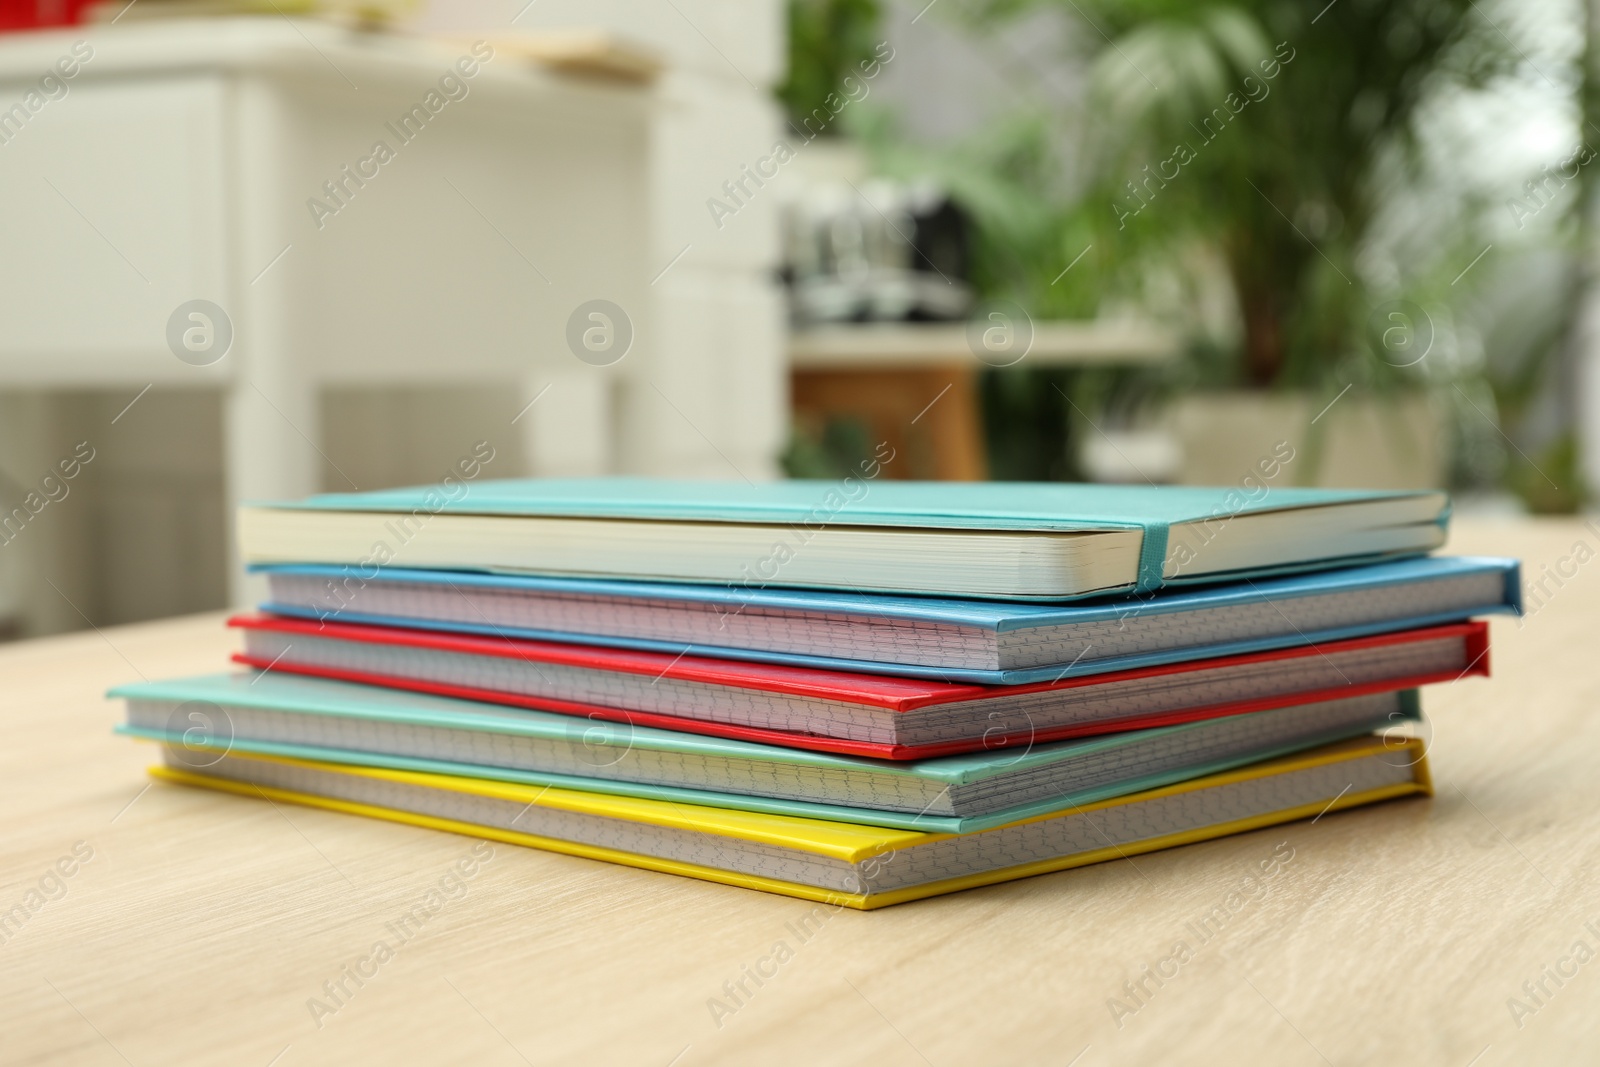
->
[2, 519, 1596, 1066]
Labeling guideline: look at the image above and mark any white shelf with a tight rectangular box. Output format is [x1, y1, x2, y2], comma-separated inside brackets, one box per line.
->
[788, 320, 1179, 370]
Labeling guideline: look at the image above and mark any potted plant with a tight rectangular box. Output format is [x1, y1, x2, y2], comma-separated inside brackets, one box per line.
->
[1040, 0, 1517, 488]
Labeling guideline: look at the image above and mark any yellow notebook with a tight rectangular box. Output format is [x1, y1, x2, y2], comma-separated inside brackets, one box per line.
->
[151, 735, 1429, 909]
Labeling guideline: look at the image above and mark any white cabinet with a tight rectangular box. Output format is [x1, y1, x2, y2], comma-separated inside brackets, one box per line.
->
[0, 19, 785, 630]
[0, 76, 230, 374]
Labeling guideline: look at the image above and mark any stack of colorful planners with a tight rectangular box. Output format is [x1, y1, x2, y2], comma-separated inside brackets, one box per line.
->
[112, 480, 1520, 908]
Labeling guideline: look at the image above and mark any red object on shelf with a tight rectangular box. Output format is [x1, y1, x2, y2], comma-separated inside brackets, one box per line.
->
[0, 0, 95, 31]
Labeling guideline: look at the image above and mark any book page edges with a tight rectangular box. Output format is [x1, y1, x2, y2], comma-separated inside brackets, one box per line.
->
[149, 761, 1427, 909]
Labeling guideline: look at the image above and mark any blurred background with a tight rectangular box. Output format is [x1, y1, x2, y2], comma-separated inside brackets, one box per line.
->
[0, 0, 1590, 638]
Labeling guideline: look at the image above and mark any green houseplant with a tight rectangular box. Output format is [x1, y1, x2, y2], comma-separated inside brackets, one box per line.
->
[1049, 0, 1514, 489]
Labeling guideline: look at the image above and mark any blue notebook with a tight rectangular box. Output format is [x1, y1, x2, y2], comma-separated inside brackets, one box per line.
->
[256, 556, 1520, 685]
[237, 478, 1450, 600]
[112, 671, 1417, 833]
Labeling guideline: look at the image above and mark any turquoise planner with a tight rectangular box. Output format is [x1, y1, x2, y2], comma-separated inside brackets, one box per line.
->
[237, 477, 1450, 599]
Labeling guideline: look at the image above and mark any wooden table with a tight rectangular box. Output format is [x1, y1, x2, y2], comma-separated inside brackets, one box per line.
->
[1, 518, 1593, 1065]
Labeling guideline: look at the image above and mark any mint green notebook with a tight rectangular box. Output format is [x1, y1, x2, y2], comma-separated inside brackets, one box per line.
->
[112, 671, 1418, 833]
[239, 478, 1449, 599]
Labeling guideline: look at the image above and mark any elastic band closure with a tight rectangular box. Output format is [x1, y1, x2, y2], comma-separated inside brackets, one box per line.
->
[1134, 521, 1170, 594]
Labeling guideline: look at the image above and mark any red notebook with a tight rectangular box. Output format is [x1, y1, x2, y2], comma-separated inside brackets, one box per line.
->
[229, 615, 1488, 760]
